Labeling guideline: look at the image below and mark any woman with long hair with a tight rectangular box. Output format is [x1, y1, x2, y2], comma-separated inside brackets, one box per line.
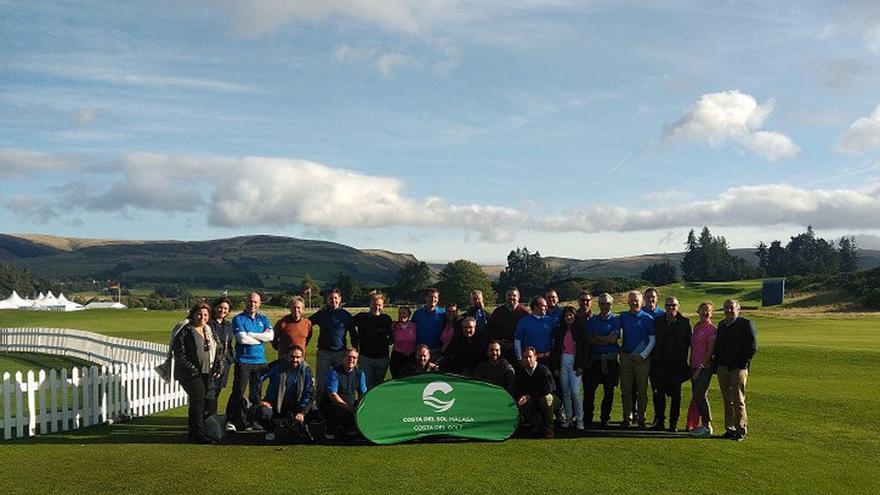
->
[551, 306, 585, 430]
[211, 296, 235, 399]
[172, 302, 225, 443]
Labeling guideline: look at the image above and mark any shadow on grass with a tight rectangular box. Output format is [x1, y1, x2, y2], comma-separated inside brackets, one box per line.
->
[8, 415, 188, 445]
[9, 416, 714, 446]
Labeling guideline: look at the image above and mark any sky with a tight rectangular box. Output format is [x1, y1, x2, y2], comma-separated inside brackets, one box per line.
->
[2, 0, 880, 263]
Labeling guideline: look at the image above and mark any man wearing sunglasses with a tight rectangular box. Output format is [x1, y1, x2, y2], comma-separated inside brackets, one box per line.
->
[649, 297, 692, 432]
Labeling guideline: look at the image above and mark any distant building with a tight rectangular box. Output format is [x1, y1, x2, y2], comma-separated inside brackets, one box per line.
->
[84, 301, 127, 310]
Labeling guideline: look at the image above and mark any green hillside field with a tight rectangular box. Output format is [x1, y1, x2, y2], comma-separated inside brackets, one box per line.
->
[0, 281, 878, 494]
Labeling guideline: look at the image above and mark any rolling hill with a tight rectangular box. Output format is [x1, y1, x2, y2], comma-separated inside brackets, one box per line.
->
[0, 234, 413, 289]
[4, 233, 880, 289]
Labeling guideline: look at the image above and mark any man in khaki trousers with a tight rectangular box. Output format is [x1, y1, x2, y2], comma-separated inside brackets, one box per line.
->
[714, 299, 758, 441]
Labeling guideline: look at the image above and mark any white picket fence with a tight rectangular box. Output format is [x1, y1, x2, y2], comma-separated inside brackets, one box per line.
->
[0, 327, 167, 365]
[0, 328, 188, 440]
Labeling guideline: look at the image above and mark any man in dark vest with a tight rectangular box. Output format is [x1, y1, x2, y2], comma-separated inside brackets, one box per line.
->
[319, 348, 367, 440]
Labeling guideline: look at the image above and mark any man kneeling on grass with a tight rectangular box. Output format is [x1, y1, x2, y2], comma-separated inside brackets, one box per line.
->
[319, 348, 367, 440]
[253, 344, 314, 443]
[515, 346, 557, 438]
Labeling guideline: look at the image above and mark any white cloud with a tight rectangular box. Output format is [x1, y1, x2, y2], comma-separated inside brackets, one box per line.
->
[664, 90, 800, 161]
[543, 183, 880, 233]
[11, 54, 252, 93]
[0, 148, 80, 178]
[8, 151, 880, 239]
[838, 104, 880, 154]
[210, 0, 450, 36]
[375, 52, 420, 78]
[830, 1, 880, 51]
[4, 194, 60, 223]
[332, 43, 379, 63]
[73, 108, 99, 126]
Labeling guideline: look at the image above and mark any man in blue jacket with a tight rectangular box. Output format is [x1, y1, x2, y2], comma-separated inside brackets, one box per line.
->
[309, 288, 354, 394]
[412, 287, 446, 360]
[253, 345, 314, 443]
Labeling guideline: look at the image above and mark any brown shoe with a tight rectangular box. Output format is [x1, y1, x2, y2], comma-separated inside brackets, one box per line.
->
[543, 428, 555, 438]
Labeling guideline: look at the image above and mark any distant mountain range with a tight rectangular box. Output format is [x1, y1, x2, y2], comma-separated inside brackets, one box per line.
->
[0, 234, 416, 289]
[3, 233, 879, 289]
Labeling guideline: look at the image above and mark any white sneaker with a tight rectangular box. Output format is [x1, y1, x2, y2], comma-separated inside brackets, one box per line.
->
[576, 420, 585, 431]
[265, 432, 276, 442]
[225, 422, 237, 432]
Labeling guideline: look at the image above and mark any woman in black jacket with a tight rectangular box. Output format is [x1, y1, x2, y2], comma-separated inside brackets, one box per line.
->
[173, 302, 225, 443]
[210, 296, 235, 398]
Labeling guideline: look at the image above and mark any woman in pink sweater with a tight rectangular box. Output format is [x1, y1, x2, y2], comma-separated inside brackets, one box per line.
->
[687, 301, 717, 436]
[390, 307, 417, 378]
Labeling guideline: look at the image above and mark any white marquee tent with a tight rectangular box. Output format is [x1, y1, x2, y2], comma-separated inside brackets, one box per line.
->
[0, 290, 84, 311]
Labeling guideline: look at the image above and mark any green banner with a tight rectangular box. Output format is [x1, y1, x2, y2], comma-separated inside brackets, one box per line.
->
[356, 373, 519, 445]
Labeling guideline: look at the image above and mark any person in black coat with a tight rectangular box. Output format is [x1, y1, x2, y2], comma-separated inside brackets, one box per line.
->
[515, 347, 557, 438]
[211, 296, 235, 397]
[649, 297, 692, 432]
[173, 303, 225, 443]
[440, 316, 488, 376]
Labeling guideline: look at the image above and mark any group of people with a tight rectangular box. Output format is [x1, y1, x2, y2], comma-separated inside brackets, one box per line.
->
[169, 285, 757, 444]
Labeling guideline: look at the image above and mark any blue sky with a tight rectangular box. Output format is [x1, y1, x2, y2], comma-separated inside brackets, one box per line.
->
[2, 0, 880, 263]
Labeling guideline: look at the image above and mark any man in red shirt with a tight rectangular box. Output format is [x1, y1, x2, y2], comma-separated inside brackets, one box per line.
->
[272, 296, 313, 361]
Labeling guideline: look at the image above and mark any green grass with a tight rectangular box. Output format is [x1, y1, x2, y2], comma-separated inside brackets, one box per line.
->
[0, 353, 91, 375]
[0, 283, 879, 494]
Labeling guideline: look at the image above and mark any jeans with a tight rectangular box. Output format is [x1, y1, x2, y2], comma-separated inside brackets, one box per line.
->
[690, 367, 713, 426]
[359, 355, 389, 389]
[178, 373, 216, 442]
[316, 349, 345, 394]
[620, 355, 651, 423]
[717, 365, 749, 434]
[224, 362, 265, 429]
[559, 353, 584, 423]
[583, 354, 619, 424]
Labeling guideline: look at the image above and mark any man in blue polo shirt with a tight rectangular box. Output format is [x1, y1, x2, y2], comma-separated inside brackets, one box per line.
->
[412, 287, 446, 360]
[545, 289, 563, 329]
[642, 287, 665, 319]
[632, 286, 663, 421]
[514, 296, 554, 368]
[619, 290, 656, 428]
[225, 292, 274, 432]
[309, 288, 354, 394]
[462, 290, 489, 335]
[583, 292, 621, 427]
